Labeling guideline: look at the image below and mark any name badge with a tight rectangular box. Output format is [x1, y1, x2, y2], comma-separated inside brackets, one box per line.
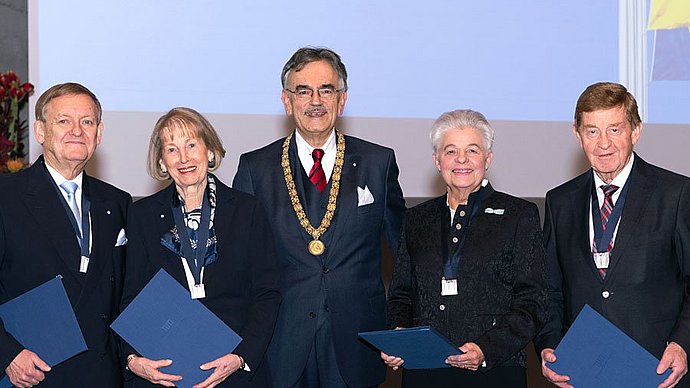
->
[593, 252, 610, 269]
[79, 256, 90, 273]
[191, 283, 206, 299]
[441, 278, 458, 296]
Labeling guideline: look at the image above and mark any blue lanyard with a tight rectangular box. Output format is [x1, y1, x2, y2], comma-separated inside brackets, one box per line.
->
[79, 196, 91, 257]
[171, 192, 211, 285]
[590, 179, 630, 252]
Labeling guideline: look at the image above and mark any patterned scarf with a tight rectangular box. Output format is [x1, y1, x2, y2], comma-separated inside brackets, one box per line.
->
[160, 174, 218, 266]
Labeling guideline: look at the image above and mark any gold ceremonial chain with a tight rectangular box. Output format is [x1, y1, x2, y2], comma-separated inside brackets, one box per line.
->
[282, 131, 345, 255]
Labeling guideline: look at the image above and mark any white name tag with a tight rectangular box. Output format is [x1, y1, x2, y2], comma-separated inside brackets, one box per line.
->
[441, 278, 458, 296]
[79, 256, 90, 273]
[593, 252, 610, 269]
[191, 283, 206, 299]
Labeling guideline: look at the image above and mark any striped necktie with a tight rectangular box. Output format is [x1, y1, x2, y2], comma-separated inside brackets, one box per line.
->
[309, 148, 327, 192]
[597, 184, 619, 277]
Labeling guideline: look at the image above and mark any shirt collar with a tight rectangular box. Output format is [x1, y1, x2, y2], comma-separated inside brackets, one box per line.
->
[446, 179, 489, 209]
[592, 153, 635, 190]
[45, 160, 84, 189]
[294, 128, 336, 156]
[294, 129, 337, 179]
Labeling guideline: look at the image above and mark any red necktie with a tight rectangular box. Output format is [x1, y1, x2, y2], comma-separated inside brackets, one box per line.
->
[597, 184, 619, 277]
[309, 148, 327, 192]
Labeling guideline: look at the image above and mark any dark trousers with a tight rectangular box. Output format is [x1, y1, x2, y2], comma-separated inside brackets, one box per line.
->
[294, 307, 348, 388]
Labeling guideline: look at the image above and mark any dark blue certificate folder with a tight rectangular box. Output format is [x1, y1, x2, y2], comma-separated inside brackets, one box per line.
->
[549, 304, 671, 386]
[111, 269, 242, 388]
[0, 276, 87, 387]
[359, 326, 461, 369]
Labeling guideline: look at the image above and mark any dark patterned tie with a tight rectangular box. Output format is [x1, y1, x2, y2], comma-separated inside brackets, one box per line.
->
[597, 184, 619, 277]
[309, 148, 327, 192]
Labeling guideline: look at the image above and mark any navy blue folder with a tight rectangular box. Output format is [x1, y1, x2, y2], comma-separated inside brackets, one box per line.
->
[359, 326, 461, 369]
[111, 269, 242, 388]
[549, 304, 671, 386]
[0, 276, 87, 387]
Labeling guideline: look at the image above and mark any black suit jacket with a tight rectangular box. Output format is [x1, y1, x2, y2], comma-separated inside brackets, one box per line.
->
[535, 155, 690, 367]
[387, 184, 546, 370]
[0, 156, 131, 387]
[120, 177, 281, 388]
[233, 134, 405, 388]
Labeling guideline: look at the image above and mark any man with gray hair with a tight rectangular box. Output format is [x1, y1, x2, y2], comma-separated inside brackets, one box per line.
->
[233, 47, 405, 387]
[0, 82, 131, 387]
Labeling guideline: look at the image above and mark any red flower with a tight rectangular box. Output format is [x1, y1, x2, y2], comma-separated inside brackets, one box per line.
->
[1, 70, 34, 173]
[5, 71, 18, 85]
[0, 137, 14, 153]
[21, 82, 33, 94]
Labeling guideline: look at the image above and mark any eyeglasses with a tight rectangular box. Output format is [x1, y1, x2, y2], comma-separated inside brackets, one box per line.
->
[285, 86, 342, 100]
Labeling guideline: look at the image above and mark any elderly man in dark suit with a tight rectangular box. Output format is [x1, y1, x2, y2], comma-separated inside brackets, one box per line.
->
[535, 82, 690, 388]
[0, 83, 131, 387]
[233, 47, 405, 388]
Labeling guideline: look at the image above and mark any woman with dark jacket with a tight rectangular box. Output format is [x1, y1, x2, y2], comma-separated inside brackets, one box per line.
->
[383, 109, 547, 388]
[121, 108, 281, 387]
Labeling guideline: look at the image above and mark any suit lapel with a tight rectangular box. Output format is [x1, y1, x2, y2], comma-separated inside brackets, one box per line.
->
[76, 175, 117, 307]
[23, 161, 83, 285]
[152, 185, 189, 282]
[206, 182, 236, 283]
[570, 172, 602, 279]
[607, 157, 652, 275]
[434, 195, 450, 272]
[323, 141, 358, 264]
[287, 137, 320, 252]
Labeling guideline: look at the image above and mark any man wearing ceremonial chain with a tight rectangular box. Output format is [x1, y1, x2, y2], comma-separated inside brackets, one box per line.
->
[233, 46, 405, 388]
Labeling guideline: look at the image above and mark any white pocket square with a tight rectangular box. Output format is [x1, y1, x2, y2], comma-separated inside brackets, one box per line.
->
[357, 185, 375, 206]
[115, 228, 128, 246]
[484, 207, 505, 215]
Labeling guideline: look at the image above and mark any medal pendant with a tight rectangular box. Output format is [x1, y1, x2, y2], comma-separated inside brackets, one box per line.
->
[308, 239, 325, 256]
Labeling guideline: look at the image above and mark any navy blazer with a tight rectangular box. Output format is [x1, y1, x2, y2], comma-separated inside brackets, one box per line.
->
[233, 134, 405, 388]
[0, 156, 131, 387]
[120, 177, 281, 388]
[387, 184, 547, 371]
[535, 155, 690, 375]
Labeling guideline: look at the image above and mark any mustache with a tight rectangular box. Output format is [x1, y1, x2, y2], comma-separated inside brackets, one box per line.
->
[305, 106, 327, 115]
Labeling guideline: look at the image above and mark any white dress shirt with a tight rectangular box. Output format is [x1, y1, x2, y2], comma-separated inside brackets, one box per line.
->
[294, 129, 337, 182]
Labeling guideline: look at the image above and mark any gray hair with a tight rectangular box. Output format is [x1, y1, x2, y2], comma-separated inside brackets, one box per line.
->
[430, 109, 494, 153]
[281, 47, 348, 91]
